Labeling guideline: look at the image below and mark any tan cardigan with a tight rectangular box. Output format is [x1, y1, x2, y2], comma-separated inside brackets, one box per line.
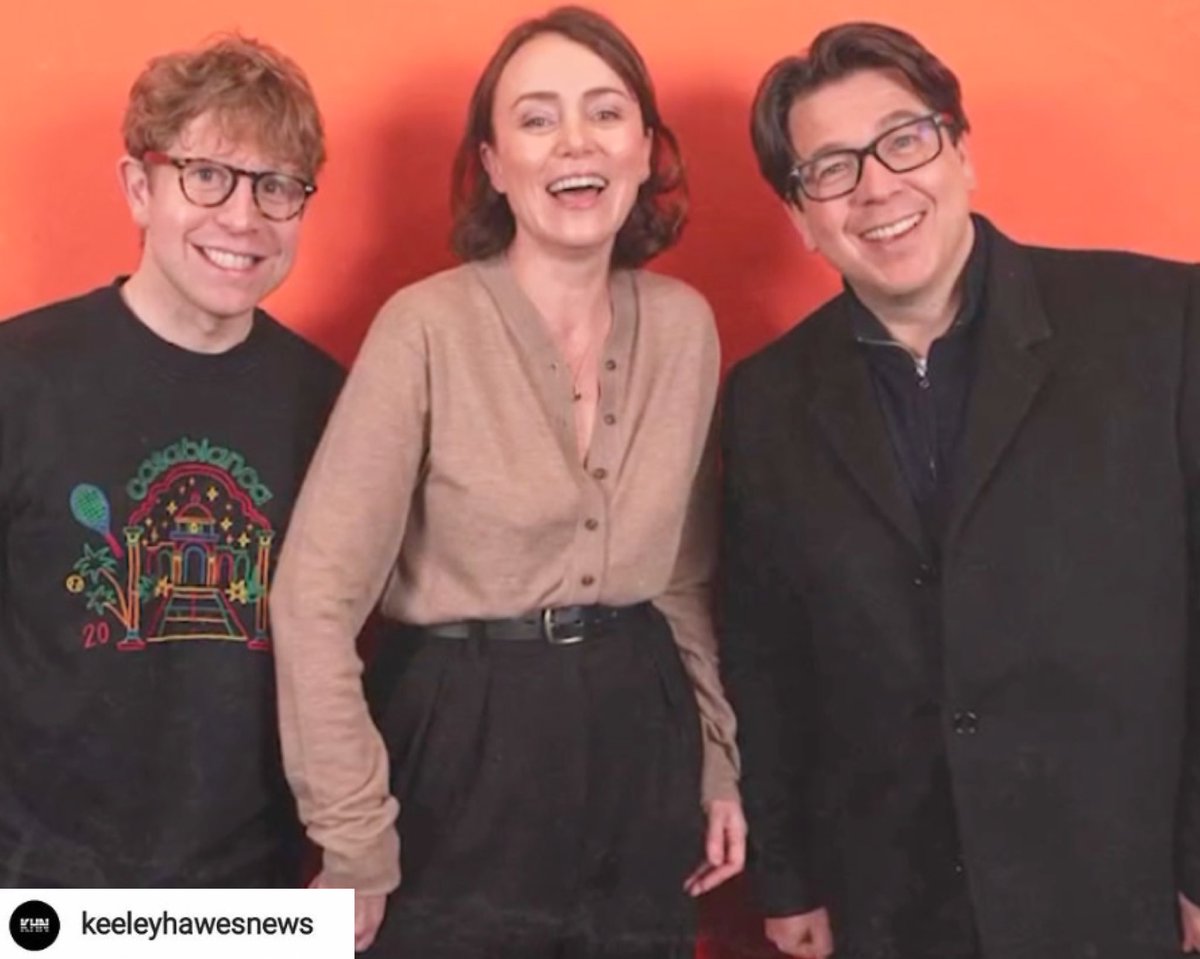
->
[271, 257, 740, 892]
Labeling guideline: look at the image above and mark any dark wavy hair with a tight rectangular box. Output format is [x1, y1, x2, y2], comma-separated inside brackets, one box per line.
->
[450, 6, 687, 268]
[750, 22, 969, 206]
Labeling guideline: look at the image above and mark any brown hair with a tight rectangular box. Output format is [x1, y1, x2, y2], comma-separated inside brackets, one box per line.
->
[750, 22, 969, 205]
[123, 35, 326, 182]
[450, 6, 686, 268]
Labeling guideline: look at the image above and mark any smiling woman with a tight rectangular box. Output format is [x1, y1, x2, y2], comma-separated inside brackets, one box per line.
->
[450, 6, 685, 269]
[268, 6, 746, 958]
[480, 31, 654, 271]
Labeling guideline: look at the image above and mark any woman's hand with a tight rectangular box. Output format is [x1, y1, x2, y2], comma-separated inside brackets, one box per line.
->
[765, 909, 834, 958]
[310, 871, 388, 952]
[1180, 892, 1200, 952]
[684, 797, 747, 896]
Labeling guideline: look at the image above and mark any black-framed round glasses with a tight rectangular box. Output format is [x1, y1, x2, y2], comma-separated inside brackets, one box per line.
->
[789, 113, 954, 203]
[143, 151, 317, 221]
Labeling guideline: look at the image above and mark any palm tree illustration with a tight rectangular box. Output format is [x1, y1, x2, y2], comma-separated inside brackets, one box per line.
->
[73, 543, 133, 629]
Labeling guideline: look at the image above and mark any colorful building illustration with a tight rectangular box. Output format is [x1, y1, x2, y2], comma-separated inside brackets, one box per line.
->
[67, 446, 276, 653]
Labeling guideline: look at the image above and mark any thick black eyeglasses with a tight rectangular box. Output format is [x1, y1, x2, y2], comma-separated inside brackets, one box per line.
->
[143, 151, 317, 221]
[790, 113, 954, 203]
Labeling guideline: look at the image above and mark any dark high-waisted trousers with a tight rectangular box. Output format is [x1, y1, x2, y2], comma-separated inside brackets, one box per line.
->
[363, 603, 703, 959]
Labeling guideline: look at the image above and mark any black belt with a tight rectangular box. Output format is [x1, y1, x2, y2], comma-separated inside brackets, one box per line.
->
[417, 603, 647, 645]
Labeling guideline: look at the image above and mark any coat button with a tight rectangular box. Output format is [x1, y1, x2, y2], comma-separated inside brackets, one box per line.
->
[952, 710, 980, 735]
[591, 467, 607, 480]
[913, 564, 938, 587]
[584, 518, 599, 531]
[581, 574, 595, 587]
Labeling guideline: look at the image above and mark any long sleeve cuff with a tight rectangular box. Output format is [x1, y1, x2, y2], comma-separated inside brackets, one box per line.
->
[752, 860, 823, 918]
[321, 826, 402, 895]
[701, 730, 741, 804]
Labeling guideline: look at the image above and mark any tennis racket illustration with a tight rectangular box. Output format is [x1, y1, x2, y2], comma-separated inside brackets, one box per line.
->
[69, 484, 125, 559]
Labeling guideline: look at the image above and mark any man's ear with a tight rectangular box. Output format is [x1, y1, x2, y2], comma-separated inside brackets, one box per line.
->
[954, 132, 977, 192]
[784, 199, 817, 252]
[118, 155, 153, 228]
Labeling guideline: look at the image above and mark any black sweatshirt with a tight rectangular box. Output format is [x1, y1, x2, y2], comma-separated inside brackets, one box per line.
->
[0, 283, 343, 886]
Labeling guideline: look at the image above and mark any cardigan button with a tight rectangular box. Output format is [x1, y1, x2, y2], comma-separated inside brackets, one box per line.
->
[913, 564, 939, 587]
[952, 710, 980, 735]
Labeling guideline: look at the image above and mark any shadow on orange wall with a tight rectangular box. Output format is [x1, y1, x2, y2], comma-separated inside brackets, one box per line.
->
[11, 95, 133, 311]
[301, 92, 464, 363]
[660, 83, 834, 369]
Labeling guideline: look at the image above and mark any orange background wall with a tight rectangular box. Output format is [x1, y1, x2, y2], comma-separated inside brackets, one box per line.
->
[2, 0, 1197, 371]
[0, 3, 1195, 954]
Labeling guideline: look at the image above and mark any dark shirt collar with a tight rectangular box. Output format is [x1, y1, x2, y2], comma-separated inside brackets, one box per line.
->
[847, 212, 990, 347]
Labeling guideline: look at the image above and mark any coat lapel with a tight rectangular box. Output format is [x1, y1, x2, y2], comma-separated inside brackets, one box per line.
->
[946, 228, 1054, 546]
[809, 302, 929, 556]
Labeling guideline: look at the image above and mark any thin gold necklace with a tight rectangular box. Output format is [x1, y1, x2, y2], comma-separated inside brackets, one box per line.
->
[569, 312, 610, 402]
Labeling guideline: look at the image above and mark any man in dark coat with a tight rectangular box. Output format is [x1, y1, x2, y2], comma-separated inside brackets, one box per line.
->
[720, 20, 1200, 959]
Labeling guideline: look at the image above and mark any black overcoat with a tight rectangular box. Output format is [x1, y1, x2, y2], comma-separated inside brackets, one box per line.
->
[721, 219, 1200, 959]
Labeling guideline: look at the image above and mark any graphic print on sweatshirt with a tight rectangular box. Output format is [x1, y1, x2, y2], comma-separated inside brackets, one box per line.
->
[62, 436, 277, 653]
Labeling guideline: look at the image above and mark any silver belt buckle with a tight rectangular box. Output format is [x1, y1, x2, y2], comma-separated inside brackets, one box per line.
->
[541, 607, 585, 645]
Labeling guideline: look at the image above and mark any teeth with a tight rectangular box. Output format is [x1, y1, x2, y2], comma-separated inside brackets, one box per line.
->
[548, 174, 608, 195]
[862, 213, 922, 241]
[201, 247, 258, 270]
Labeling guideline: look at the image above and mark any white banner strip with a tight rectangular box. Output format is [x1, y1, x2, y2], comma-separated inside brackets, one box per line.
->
[0, 888, 354, 958]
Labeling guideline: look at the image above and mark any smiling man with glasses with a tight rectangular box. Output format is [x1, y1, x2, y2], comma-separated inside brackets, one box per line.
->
[141, 152, 317, 222]
[0, 36, 342, 889]
[789, 112, 954, 203]
[720, 20, 1200, 959]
